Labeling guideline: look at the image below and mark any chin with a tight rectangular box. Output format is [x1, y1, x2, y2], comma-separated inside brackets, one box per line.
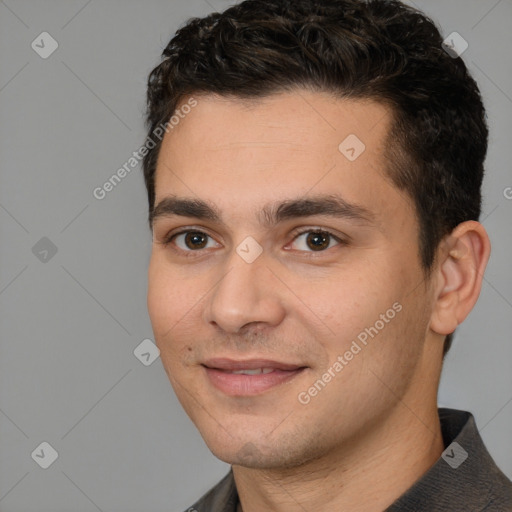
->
[203, 429, 321, 471]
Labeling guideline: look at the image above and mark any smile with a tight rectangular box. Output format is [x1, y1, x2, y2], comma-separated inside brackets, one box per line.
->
[202, 358, 307, 396]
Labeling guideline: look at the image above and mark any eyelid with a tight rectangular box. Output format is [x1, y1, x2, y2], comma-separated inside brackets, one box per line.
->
[159, 227, 221, 251]
[160, 226, 212, 244]
[285, 227, 347, 255]
[288, 225, 349, 242]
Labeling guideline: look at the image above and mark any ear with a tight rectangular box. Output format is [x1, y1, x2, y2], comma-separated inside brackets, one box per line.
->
[430, 221, 491, 336]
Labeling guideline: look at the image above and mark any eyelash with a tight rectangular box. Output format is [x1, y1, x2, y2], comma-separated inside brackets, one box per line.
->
[160, 227, 346, 258]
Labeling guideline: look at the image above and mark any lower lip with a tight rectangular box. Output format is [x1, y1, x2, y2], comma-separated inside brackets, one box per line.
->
[204, 367, 306, 396]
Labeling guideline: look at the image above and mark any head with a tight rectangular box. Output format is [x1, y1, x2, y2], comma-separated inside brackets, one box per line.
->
[143, 0, 490, 468]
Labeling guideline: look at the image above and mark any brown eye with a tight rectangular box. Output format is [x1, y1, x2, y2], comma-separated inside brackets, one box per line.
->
[183, 231, 209, 250]
[305, 231, 330, 251]
[290, 230, 341, 253]
[165, 230, 219, 254]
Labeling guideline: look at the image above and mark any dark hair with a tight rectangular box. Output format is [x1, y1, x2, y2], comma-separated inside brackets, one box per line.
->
[142, 0, 488, 357]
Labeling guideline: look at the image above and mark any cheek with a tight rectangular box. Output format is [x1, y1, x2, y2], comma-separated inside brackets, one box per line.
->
[147, 264, 170, 332]
[301, 268, 388, 340]
[147, 256, 186, 341]
[147, 256, 206, 359]
[301, 258, 422, 374]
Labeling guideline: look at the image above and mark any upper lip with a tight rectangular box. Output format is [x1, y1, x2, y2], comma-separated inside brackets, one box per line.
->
[202, 358, 306, 371]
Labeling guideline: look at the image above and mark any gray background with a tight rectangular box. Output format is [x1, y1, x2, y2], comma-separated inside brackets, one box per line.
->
[0, 0, 510, 510]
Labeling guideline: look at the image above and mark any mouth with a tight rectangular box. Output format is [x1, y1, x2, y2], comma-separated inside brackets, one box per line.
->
[202, 358, 308, 396]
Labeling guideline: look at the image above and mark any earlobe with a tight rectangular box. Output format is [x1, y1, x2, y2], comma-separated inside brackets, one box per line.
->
[429, 221, 491, 336]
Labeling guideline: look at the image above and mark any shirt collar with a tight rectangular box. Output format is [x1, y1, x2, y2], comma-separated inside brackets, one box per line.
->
[384, 408, 510, 511]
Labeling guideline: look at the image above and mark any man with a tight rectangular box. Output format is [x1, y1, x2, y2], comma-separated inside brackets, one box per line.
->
[141, 0, 512, 510]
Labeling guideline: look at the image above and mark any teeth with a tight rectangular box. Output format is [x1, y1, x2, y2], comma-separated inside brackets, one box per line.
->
[230, 368, 274, 375]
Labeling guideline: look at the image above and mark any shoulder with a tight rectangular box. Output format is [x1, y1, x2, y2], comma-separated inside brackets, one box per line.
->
[386, 408, 512, 511]
[479, 461, 512, 511]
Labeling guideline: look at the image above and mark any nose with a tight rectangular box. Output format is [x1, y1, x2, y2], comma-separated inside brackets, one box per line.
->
[203, 249, 286, 335]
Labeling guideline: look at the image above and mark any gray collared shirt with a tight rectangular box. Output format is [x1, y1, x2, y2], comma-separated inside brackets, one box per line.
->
[185, 408, 512, 511]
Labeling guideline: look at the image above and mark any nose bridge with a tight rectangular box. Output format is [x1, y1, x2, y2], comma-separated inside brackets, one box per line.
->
[203, 247, 285, 333]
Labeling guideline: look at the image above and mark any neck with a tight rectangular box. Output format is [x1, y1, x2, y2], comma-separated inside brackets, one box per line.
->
[233, 401, 444, 512]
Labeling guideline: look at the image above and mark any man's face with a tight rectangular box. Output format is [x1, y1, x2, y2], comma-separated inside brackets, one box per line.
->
[148, 91, 438, 469]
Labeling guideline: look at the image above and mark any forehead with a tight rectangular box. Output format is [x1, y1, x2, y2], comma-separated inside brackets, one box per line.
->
[161, 90, 391, 156]
[153, 90, 409, 226]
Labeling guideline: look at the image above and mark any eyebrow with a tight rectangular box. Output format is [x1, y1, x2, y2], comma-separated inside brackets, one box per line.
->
[150, 193, 376, 228]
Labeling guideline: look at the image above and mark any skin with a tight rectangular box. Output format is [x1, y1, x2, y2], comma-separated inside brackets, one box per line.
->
[147, 90, 490, 511]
